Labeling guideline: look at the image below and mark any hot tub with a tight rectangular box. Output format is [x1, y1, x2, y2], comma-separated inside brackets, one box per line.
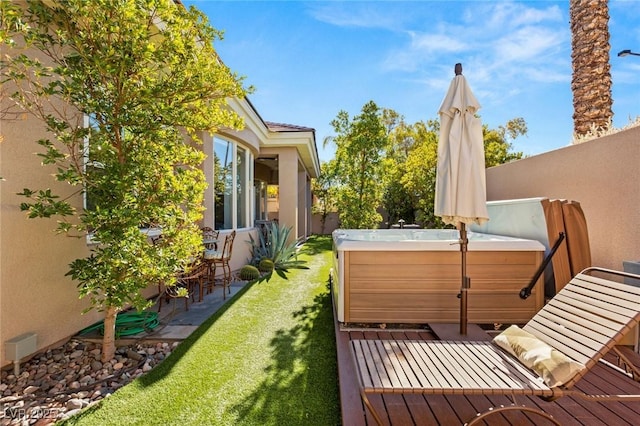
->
[331, 229, 545, 325]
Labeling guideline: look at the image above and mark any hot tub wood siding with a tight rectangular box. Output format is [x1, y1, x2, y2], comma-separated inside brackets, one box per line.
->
[342, 250, 544, 325]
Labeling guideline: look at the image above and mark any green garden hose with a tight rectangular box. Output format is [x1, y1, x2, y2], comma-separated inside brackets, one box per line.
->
[79, 311, 160, 337]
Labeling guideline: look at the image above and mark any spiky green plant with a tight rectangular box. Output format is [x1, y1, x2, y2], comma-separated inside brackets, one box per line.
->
[248, 222, 308, 281]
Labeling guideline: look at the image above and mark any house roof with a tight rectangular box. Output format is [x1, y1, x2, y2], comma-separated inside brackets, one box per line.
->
[235, 96, 321, 178]
[265, 122, 315, 133]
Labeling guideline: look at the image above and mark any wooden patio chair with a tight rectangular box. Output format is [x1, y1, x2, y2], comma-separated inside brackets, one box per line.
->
[158, 259, 208, 312]
[350, 267, 640, 425]
[201, 226, 219, 250]
[206, 230, 236, 300]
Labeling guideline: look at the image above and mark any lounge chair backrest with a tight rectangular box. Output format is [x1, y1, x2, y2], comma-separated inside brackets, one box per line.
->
[522, 267, 640, 389]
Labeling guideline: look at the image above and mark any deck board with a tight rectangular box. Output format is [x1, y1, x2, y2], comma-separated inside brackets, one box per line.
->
[336, 312, 640, 424]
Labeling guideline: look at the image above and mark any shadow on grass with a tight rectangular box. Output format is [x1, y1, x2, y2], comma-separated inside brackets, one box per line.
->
[139, 280, 260, 384]
[298, 234, 332, 255]
[226, 278, 340, 425]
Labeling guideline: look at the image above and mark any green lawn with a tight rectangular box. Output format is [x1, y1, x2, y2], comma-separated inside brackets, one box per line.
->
[63, 235, 340, 426]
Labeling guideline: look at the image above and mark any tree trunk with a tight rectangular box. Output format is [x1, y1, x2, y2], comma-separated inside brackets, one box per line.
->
[101, 306, 118, 362]
[570, 0, 613, 138]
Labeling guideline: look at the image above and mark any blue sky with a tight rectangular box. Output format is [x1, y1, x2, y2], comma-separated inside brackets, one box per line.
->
[185, 0, 640, 162]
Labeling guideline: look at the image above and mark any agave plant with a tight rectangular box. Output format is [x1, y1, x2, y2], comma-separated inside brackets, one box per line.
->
[248, 222, 308, 281]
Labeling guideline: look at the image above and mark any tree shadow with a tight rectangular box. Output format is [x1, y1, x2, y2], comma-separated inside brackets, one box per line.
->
[226, 278, 341, 425]
[298, 235, 332, 256]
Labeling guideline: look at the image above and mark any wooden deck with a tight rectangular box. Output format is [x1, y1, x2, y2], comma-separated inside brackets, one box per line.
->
[335, 319, 640, 425]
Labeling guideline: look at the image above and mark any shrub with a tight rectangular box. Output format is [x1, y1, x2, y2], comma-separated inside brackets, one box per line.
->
[239, 265, 260, 281]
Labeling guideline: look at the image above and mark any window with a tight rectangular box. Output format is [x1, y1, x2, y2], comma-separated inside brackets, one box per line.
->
[214, 136, 251, 230]
[236, 146, 247, 228]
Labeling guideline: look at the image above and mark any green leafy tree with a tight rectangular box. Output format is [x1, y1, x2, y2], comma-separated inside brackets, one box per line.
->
[400, 120, 441, 227]
[381, 117, 416, 226]
[1, 0, 247, 361]
[311, 160, 338, 234]
[331, 101, 388, 229]
[483, 117, 526, 167]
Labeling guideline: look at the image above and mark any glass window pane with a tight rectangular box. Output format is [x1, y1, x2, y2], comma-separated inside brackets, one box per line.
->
[236, 146, 247, 228]
[214, 137, 233, 230]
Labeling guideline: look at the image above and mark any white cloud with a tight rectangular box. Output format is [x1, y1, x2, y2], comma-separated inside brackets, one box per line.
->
[478, 2, 563, 30]
[382, 32, 468, 72]
[375, 1, 568, 80]
[410, 32, 468, 54]
[492, 26, 566, 62]
[307, 2, 408, 31]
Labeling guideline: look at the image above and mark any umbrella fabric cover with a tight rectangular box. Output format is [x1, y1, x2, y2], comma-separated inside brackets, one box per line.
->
[435, 74, 489, 226]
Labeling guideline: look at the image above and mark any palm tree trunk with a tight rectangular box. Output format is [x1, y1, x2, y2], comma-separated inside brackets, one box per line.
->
[570, 0, 613, 138]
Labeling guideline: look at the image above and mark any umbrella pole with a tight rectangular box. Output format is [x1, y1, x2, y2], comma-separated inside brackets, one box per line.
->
[460, 222, 469, 335]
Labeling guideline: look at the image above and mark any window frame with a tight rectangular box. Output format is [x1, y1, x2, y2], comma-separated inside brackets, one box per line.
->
[213, 135, 254, 231]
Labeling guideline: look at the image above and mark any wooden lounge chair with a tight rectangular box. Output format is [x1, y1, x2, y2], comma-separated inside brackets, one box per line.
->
[350, 267, 640, 425]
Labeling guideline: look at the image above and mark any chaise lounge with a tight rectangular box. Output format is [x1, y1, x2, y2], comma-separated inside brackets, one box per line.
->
[350, 267, 640, 425]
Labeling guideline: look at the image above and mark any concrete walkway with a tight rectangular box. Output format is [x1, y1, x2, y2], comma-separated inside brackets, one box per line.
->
[148, 280, 247, 340]
[77, 279, 248, 344]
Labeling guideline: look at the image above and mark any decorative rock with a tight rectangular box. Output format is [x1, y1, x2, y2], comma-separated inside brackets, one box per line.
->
[23, 385, 39, 395]
[79, 374, 94, 385]
[69, 350, 84, 359]
[66, 398, 84, 410]
[126, 349, 144, 361]
[0, 338, 174, 422]
[61, 408, 82, 420]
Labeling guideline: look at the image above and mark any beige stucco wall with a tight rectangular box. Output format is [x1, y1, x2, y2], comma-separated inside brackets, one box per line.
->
[485, 126, 640, 271]
[1, 112, 105, 368]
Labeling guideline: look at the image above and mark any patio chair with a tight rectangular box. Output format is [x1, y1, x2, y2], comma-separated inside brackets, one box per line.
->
[350, 267, 640, 425]
[201, 226, 219, 250]
[204, 230, 236, 300]
[158, 260, 208, 312]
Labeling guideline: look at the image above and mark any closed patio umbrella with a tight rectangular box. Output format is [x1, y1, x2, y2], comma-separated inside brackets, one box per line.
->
[435, 63, 489, 335]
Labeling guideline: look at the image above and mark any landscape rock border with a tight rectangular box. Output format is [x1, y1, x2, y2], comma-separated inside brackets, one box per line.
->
[1, 338, 177, 425]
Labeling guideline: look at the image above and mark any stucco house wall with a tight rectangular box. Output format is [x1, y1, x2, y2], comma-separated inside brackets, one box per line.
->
[1, 110, 105, 368]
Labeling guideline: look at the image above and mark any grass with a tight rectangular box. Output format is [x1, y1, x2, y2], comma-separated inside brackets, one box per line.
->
[62, 235, 340, 426]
